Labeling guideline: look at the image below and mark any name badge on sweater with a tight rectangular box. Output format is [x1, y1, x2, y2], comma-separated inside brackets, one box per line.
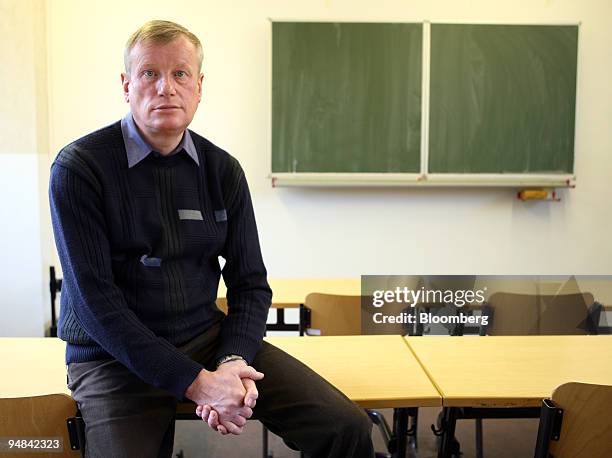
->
[178, 209, 204, 221]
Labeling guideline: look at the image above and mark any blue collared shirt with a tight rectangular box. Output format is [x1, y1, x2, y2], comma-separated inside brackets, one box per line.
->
[120, 113, 199, 168]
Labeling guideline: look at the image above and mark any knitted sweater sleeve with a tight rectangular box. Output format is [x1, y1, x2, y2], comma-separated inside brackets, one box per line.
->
[216, 162, 272, 363]
[49, 160, 203, 399]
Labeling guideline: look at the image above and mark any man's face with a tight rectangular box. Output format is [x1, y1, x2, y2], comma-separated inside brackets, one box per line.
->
[122, 36, 203, 138]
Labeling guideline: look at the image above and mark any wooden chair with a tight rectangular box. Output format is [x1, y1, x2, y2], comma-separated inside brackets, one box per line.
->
[0, 394, 83, 457]
[303, 292, 410, 336]
[481, 292, 601, 336]
[535, 382, 612, 458]
[303, 293, 362, 335]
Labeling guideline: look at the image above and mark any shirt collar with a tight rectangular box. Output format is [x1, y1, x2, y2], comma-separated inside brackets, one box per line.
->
[120, 113, 199, 168]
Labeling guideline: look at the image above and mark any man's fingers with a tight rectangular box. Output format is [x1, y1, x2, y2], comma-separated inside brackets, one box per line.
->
[242, 378, 259, 408]
[199, 405, 211, 423]
[207, 409, 220, 430]
[238, 366, 264, 381]
[231, 415, 247, 427]
[220, 420, 244, 435]
[204, 406, 251, 434]
[195, 404, 209, 417]
[208, 410, 244, 435]
[236, 406, 253, 419]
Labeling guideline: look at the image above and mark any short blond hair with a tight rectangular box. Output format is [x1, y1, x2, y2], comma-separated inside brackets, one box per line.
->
[124, 20, 203, 75]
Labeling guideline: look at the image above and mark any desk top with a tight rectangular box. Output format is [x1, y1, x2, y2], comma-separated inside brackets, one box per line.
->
[219, 278, 360, 306]
[265, 335, 441, 408]
[0, 338, 69, 397]
[405, 335, 612, 407]
[1, 336, 441, 410]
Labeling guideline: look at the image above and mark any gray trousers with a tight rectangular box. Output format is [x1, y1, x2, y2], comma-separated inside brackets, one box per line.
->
[67, 324, 374, 458]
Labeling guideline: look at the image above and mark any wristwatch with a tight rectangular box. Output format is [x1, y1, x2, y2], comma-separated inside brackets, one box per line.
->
[216, 354, 246, 367]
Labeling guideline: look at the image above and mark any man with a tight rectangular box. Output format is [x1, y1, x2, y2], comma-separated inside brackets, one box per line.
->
[49, 20, 374, 457]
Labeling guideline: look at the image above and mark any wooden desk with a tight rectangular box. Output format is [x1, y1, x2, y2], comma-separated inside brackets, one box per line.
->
[405, 335, 612, 458]
[1, 336, 440, 458]
[0, 338, 69, 397]
[266, 335, 441, 409]
[266, 335, 441, 458]
[218, 278, 360, 307]
[405, 335, 612, 408]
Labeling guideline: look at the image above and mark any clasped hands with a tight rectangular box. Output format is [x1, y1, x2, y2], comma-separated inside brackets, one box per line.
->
[185, 360, 264, 435]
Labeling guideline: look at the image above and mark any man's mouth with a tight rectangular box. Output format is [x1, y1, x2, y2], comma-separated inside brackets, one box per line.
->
[153, 105, 181, 111]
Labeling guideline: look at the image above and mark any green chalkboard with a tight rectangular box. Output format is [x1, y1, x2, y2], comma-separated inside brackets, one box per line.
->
[271, 22, 579, 183]
[429, 24, 578, 174]
[272, 22, 423, 173]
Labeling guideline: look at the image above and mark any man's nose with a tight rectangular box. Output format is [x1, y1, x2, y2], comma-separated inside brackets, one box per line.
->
[157, 75, 176, 96]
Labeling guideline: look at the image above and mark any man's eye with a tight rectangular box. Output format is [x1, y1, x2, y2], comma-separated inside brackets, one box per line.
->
[176, 70, 186, 78]
[143, 70, 155, 77]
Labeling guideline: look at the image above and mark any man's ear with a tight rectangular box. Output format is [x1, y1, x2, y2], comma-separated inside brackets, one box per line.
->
[121, 73, 130, 103]
[197, 72, 204, 103]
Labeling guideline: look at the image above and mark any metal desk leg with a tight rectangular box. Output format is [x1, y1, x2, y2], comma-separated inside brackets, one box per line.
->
[437, 407, 459, 458]
[475, 417, 483, 458]
[262, 425, 269, 458]
[392, 408, 408, 458]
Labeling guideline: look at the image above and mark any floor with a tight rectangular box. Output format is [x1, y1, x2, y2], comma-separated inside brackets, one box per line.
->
[172, 407, 540, 458]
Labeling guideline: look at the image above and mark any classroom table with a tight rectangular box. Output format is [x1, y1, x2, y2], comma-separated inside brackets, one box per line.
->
[0, 335, 440, 458]
[49, 276, 361, 336]
[404, 335, 612, 458]
[267, 335, 441, 457]
[218, 278, 361, 307]
[0, 338, 69, 397]
[218, 278, 361, 333]
[266, 335, 440, 409]
[9, 334, 608, 458]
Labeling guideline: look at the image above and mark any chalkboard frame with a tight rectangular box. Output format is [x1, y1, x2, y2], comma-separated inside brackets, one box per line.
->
[270, 20, 579, 188]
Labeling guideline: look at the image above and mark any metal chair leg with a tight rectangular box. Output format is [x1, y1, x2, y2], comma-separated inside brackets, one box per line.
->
[408, 408, 418, 449]
[475, 418, 483, 458]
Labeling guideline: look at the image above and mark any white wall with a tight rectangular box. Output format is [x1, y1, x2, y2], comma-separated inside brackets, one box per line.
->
[2, 0, 612, 334]
[0, 0, 50, 336]
[46, 0, 611, 277]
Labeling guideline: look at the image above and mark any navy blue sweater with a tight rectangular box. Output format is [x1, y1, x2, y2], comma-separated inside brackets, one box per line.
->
[49, 121, 272, 399]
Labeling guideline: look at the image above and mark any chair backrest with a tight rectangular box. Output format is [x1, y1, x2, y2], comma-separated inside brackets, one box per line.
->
[304, 293, 362, 335]
[484, 292, 595, 335]
[537, 382, 612, 458]
[0, 394, 81, 457]
[538, 293, 595, 335]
